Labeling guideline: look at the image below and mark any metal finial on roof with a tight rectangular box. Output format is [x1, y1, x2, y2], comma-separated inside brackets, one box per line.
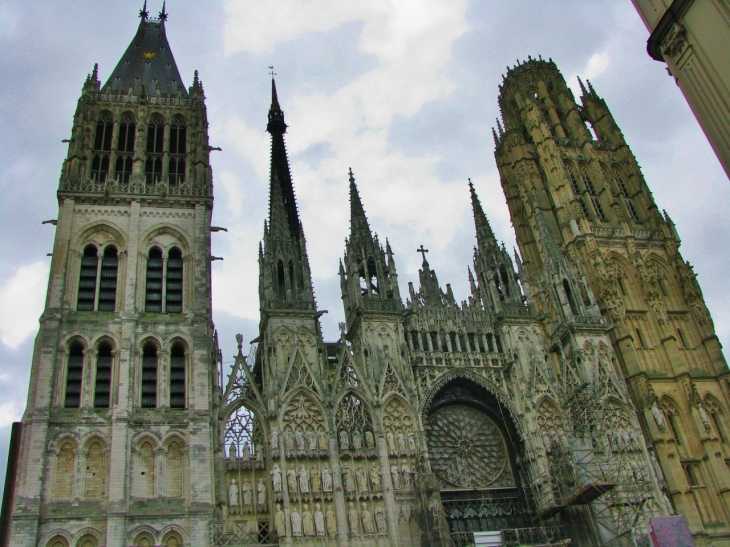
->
[269, 65, 276, 78]
[348, 167, 355, 183]
[139, 0, 149, 19]
[159, 1, 167, 21]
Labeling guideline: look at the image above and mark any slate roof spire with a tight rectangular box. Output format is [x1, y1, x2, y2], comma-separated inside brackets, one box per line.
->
[266, 78, 301, 240]
[469, 179, 497, 250]
[348, 168, 371, 241]
[102, 2, 187, 96]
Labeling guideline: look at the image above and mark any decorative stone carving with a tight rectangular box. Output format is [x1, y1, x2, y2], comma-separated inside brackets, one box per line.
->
[375, 505, 387, 533]
[326, 506, 337, 536]
[287, 467, 297, 494]
[361, 503, 375, 534]
[291, 507, 303, 537]
[370, 462, 381, 491]
[242, 479, 252, 505]
[401, 460, 413, 491]
[271, 463, 282, 492]
[348, 502, 360, 536]
[352, 430, 362, 449]
[322, 464, 333, 492]
[310, 466, 321, 493]
[275, 504, 286, 537]
[302, 503, 315, 536]
[343, 466, 356, 493]
[339, 430, 350, 450]
[314, 503, 326, 536]
[365, 431, 375, 449]
[257, 478, 266, 506]
[356, 465, 368, 492]
[390, 464, 401, 490]
[298, 465, 310, 494]
[229, 479, 239, 508]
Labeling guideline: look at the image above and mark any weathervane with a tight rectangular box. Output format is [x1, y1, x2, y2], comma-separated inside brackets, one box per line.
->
[269, 66, 277, 78]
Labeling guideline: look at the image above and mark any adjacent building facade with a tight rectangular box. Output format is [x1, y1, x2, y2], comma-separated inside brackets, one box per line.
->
[3, 7, 729, 547]
[632, 0, 730, 180]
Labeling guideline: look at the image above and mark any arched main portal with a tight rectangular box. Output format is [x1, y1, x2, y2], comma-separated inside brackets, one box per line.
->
[425, 379, 535, 543]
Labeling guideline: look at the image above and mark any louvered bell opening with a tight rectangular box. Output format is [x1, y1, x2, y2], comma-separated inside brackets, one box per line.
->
[65, 351, 84, 408]
[141, 352, 157, 408]
[77, 245, 98, 311]
[170, 352, 185, 409]
[166, 251, 183, 314]
[94, 351, 112, 408]
[99, 250, 118, 310]
[145, 249, 164, 313]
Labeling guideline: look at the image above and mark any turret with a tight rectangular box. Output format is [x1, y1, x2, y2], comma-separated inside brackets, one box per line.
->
[340, 169, 402, 333]
[578, 77, 626, 146]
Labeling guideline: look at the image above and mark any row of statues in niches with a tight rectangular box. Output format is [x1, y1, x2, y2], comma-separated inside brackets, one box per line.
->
[272, 426, 418, 457]
[227, 441, 263, 461]
[228, 474, 267, 513]
[273, 500, 389, 538]
[269, 458, 415, 497]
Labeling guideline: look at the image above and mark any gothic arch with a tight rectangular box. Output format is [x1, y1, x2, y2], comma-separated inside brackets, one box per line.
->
[140, 224, 192, 256]
[334, 390, 375, 451]
[59, 333, 89, 352]
[222, 400, 266, 459]
[71, 221, 128, 253]
[162, 430, 188, 448]
[127, 525, 159, 547]
[160, 528, 186, 547]
[420, 369, 523, 437]
[89, 331, 119, 349]
[132, 431, 162, 450]
[73, 528, 104, 547]
[119, 109, 137, 122]
[136, 334, 164, 353]
[282, 348, 320, 393]
[51, 437, 77, 500]
[280, 388, 328, 455]
[48, 432, 82, 453]
[164, 334, 191, 353]
[39, 531, 72, 547]
[381, 395, 417, 455]
[80, 431, 111, 450]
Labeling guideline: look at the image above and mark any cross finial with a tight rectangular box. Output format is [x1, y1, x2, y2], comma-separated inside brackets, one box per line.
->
[269, 65, 276, 78]
[348, 167, 355, 183]
[417, 245, 429, 261]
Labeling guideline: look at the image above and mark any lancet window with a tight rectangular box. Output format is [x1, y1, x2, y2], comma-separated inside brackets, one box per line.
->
[91, 114, 112, 181]
[98, 245, 118, 311]
[335, 393, 374, 451]
[115, 114, 136, 183]
[64, 341, 84, 408]
[94, 341, 112, 408]
[145, 247, 163, 312]
[141, 343, 158, 408]
[77, 244, 98, 311]
[166, 440, 184, 497]
[145, 117, 164, 184]
[169, 342, 186, 409]
[592, 197, 607, 221]
[169, 118, 186, 185]
[53, 440, 76, 499]
[580, 164, 597, 195]
[661, 397, 683, 446]
[224, 404, 264, 459]
[704, 396, 726, 443]
[136, 440, 156, 497]
[83, 439, 106, 498]
[166, 247, 183, 313]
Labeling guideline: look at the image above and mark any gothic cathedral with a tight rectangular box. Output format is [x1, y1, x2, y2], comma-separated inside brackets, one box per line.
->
[3, 7, 729, 547]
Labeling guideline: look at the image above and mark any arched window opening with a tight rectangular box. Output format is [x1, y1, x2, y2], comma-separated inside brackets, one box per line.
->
[141, 343, 158, 408]
[449, 332, 458, 352]
[430, 332, 440, 352]
[459, 333, 468, 352]
[277, 260, 286, 298]
[468, 333, 476, 353]
[170, 343, 186, 409]
[627, 199, 641, 223]
[495, 334, 503, 353]
[48, 537, 69, 547]
[493, 273, 503, 300]
[500, 265, 511, 297]
[166, 247, 183, 313]
[592, 198, 607, 221]
[367, 257, 379, 295]
[662, 398, 683, 446]
[486, 333, 495, 353]
[563, 279, 578, 315]
[77, 244, 98, 311]
[618, 276, 628, 296]
[115, 115, 136, 183]
[163, 533, 183, 547]
[441, 332, 450, 352]
[169, 120, 186, 185]
[84, 441, 105, 498]
[94, 342, 112, 408]
[65, 342, 84, 408]
[566, 164, 581, 194]
[580, 165, 596, 195]
[145, 247, 163, 312]
[577, 197, 590, 218]
[411, 331, 420, 350]
[54, 441, 76, 499]
[145, 118, 164, 184]
[613, 168, 630, 197]
[91, 154, 110, 182]
[77, 535, 98, 547]
[98, 246, 118, 311]
[94, 115, 113, 151]
[135, 533, 154, 547]
[225, 404, 264, 460]
[659, 277, 669, 298]
[288, 260, 296, 296]
[706, 398, 727, 443]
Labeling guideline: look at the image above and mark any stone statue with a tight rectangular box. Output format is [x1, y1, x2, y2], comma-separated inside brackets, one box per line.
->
[348, 502, 360, 536]
[257, 478, 266, 506]
[651, 401, 666, 430]
[386, 431, 395, 452]
[295, 429, 305, 451]
[375, 506, 387, 533]
[352, 430, 362, 449]
[229, 479, 239, 508]
[401, 460, 413, 490]
[306, 428, 317, 451]
[314, 503, 326, 536]
[365, 430, 375, 449]
[310, 466, 321, 493]
[697, 403, 712, 432]
[242, 479, 252, 505]
[361, 502, 374, 534]
[322, 464, 333, 492]
[342, 466, 355, 493]
[287, 467, 298, 494]
[317, 428, 328, 450]
[408, 433, 416, 451]
[285, 431, 294, 452]
[391, 464, 401, 490]
[369, 462, 381, 491]
[270, 427, 278, 450]
[303, 503, 315, 536]
[339, 430, 350, 450]
[298, 465, 310, 494]
[291, 507, 303, 537]
[397, 432, 406, 452]
[229, 443, 237, 459]
[271, 463, 282, 492]
[242, 441, 250, 460]
[275, 504, 286, 537]
[356, 465, 368, 492]
[326, 506, 337, 536]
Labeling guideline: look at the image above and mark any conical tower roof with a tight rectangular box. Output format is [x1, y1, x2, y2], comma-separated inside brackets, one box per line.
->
[348, 168, 372, 241]
[102, 3, 187, 96]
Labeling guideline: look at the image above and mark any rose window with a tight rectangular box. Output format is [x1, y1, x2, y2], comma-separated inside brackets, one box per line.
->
[426, 404, 512, 489]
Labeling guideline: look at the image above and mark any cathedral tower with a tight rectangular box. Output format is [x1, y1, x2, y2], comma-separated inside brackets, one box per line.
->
[6, 5, 219, 546]
[495, 57, 730, 545]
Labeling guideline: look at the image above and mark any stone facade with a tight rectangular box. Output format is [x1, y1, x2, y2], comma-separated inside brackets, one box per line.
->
[7, 8, 720, 547]
[494, 56, 730, 545]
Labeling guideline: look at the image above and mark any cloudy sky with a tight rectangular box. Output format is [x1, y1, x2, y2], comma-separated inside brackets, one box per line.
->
[0, 0, 728, 486]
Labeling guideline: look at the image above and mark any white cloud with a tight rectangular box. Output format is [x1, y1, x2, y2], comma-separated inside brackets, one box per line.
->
[0, 402, 22, 428]
[220, 0, 470, 292]
[568, 52, 610, 97]
[0, 261, 48, 349]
